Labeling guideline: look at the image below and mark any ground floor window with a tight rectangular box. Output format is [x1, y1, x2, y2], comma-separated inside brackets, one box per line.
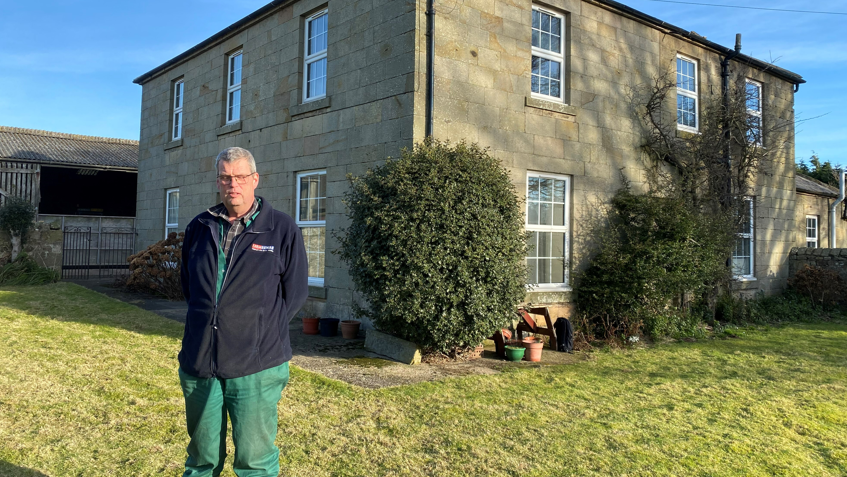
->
[165, 188, 179, 238]
[732, 197, 754, 278]
[806, 215, 818, 248]
[296, 171, 326, 286]
[525, 173, 570, 288]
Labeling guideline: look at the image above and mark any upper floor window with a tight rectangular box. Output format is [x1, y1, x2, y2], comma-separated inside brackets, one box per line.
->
[746, 79, 763, 145]
[806, 215, 819, 248]
[676, 55, 698, 132]
[166, 188, 179, 238]
[732, 197, 754, 279]
[296, 171, 327, 286]
[226, 50, 243, 123]
[304, 10, 328, 102]
[531, 7, 564, 102]
[172, 79, 184, 140]
[526, 173, 570, 289]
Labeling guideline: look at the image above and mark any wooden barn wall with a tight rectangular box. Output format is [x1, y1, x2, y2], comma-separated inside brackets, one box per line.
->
[0, 162, 41, 209]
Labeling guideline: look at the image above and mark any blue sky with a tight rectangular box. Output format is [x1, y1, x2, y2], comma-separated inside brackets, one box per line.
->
[1, 0, 843, 165]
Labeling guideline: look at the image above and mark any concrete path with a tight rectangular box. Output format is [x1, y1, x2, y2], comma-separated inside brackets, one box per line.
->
[68, 279, 584, 388]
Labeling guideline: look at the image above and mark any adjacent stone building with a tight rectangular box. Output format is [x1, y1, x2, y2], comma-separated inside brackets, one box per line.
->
[133, 0, 805, 322]
[795, 173, 847, 249]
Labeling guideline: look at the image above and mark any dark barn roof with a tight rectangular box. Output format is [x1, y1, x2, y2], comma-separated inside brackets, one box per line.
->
[0, 127, 138, 171]
[796, 173, 839, 198]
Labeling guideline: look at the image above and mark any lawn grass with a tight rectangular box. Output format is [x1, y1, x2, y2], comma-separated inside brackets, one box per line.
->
[1, 282, 846, 476]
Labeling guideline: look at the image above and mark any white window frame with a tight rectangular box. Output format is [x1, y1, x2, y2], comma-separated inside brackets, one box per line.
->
[172, 79, 184, 140]
[530, 6, 565, 103]
[525, 172, 571, 290]
[303, 10, 328, 103]
[296, 170, 327, 286]
[676, 55, 699, 133]
[732, 197, 755, 280]
[806, 215, 819, 248]
[165, 188, 179, 239]
[226, 50, 243, 124]
[746, 79, 763, 146]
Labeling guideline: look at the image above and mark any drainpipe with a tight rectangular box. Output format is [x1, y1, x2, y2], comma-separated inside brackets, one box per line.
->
[425, 0, 435, 138]
[830, 170, 845, 247]
[720, 34, 742, 206]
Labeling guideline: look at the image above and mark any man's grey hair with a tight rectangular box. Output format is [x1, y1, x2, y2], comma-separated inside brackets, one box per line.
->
[215, 147, 257, 174]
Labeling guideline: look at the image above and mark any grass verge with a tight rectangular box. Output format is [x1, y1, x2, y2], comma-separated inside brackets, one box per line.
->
[1, 283, 845, 476]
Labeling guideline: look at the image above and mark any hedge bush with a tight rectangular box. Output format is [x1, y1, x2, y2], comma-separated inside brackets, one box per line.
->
[575, 186, 733, 339]
[337, 140, 528, 352]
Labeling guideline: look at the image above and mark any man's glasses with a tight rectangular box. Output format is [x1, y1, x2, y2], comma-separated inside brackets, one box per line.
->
[217, 174, 254, 185]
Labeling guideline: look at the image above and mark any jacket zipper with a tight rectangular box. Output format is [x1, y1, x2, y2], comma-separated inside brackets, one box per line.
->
[210, 232, 246, 377]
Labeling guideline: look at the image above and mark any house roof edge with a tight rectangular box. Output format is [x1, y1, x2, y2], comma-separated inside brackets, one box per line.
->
[132, 0, 296, 85]
[587, 0, 805, 85]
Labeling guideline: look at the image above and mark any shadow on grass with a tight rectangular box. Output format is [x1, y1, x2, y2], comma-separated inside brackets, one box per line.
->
[0, 461, 50, 477]
[0, 282, 184, 340]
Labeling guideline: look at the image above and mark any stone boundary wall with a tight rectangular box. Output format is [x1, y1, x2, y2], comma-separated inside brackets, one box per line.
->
[0, 220, 63, 272]
[788, 247, 847, 283]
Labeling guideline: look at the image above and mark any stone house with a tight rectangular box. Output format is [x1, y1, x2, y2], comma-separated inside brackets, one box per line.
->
[133, 0, 804, 322]
[795, 173, 847, 249]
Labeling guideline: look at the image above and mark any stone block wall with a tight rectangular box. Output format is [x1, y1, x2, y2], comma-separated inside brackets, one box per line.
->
[795, 192, 847, 249]
[137, 0, 801, 323]
[137, 0, 418, 323]
[413, 0, 798, 300]
[788, 247, 847, 283]
[0, 220, 63, 271]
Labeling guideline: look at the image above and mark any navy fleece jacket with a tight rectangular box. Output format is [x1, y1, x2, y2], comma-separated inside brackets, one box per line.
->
[179, 197, 309, 379]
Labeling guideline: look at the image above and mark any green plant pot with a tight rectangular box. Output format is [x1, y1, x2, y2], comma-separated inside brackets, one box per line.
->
[504, 345, 525, 362]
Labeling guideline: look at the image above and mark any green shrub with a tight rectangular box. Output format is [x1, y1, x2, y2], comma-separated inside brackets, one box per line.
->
[575, 186, 733, 340]
[788, 265, 847, 309]
[0, 197, 37, 261]
[0, 253, 60, 286]
[337, 140, 528, 352]
[715, 290, 844, 325]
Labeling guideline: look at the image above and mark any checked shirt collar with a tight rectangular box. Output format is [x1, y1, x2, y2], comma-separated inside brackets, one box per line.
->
[207, 199, 260, 257]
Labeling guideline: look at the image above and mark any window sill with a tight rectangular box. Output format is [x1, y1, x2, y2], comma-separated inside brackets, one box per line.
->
[308, 285, 327, 299]
[525, 97, 577, 117]
[733, 276, 757, 282]
[217, 121, 242, 136]
[526, 287, 573, 303]
[164, 138, 183, 150]
[676, 126, 699, 136]
[291, 96, 331, 117]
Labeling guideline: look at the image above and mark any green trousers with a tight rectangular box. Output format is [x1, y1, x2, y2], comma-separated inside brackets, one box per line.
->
[178, 362, 290, 477]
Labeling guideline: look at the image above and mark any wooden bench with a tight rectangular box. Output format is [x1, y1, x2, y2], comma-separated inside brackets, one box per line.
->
[515, 306, 557, 350]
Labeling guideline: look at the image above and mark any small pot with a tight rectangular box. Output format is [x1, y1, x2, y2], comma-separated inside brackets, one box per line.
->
[504, 345, 526, 362]
[340, 320, 361, 339]
[523, 338, 544, 362]
[302, 317, 320, 335]
[467, 344, 485, 359]
[319, 318, 340, 337]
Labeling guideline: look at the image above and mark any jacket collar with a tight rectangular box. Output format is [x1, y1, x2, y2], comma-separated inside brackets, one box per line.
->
[198, 196, 275, 233]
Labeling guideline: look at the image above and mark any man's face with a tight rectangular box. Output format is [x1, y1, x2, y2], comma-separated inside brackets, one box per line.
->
[216, 159, 259, 213]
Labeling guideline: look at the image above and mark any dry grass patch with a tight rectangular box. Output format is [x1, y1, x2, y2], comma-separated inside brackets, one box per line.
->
[1, 283, 846, 476]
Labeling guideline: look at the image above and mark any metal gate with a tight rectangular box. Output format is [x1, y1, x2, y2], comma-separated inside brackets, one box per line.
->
[62, 226, 92, 279]
[61, 226, 136, 279]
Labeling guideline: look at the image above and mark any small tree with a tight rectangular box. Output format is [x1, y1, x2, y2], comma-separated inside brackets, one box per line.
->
[337, 140, 528, 352]
[796, 153, 842, 187]
[0, 197, 37, 262]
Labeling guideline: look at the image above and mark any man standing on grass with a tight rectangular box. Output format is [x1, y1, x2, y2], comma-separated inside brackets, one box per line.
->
[178, 146, 308, 476]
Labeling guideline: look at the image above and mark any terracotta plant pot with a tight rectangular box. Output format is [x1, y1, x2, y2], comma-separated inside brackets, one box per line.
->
[340, 320, 361, 339]
[504, 345, 525, 362]
[523, 338, 544, 362]
[319, 318, 340, 337]
[302, 317, 320, 335]
[464, 344, 485, 359]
